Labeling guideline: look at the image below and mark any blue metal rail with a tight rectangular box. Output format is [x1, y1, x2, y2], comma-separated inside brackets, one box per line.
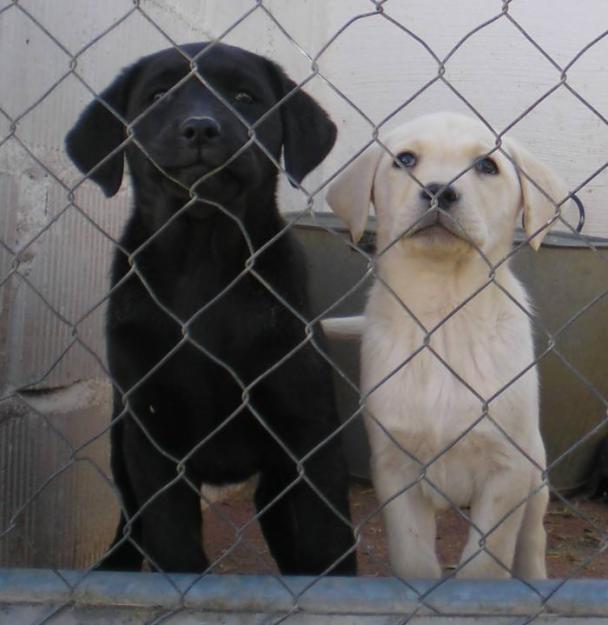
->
[2, 569, 608, 624]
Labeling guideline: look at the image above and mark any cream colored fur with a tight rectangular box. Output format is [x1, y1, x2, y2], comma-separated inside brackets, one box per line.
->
[327, 112, 570, 580]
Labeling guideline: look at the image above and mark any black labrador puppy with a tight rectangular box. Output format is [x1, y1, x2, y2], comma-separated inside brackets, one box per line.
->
[66, 42, 356, 575]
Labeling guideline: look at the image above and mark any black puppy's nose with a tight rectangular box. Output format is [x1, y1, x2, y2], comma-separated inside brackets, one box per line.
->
[420, 182, 460, 210]
[180, 116, 221, 146]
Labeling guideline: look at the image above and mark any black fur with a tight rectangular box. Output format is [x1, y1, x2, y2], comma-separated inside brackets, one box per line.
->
[66, 42, 356, 575]
[589, 436, 608, 501]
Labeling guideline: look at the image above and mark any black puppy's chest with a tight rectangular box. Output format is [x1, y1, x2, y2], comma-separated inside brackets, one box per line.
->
[108, 221, 300, 463]
[170, 267, 283, 354]
[110, 218, 298, 377]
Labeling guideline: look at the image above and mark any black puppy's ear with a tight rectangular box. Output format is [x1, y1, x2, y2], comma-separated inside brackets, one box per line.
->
[269, 64, 337, 185]
[66, 67, 135, 197]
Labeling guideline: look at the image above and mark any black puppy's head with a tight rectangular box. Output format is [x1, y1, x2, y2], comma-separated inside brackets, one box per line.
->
[66, 42, 336, 207]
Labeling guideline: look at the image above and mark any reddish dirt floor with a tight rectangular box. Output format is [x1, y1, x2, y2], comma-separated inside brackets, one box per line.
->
[202, 481, 608, 578]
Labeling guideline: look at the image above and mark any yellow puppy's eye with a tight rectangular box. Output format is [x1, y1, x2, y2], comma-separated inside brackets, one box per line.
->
[475, 156, 499, 175]
[394, 151, 417, 168]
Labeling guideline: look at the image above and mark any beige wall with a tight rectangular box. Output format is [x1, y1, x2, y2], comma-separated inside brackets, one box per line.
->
[0, 0, 606, 387]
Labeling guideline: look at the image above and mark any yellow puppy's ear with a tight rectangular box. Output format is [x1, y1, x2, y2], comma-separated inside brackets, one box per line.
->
[504, 138, 569, 251]
[326, 144, 383, 244]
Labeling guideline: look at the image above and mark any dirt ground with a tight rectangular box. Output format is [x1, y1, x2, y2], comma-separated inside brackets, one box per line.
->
[201, 481, 608, 578]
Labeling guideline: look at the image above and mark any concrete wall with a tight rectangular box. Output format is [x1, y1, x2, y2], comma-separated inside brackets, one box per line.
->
[1, 0, 607, 390]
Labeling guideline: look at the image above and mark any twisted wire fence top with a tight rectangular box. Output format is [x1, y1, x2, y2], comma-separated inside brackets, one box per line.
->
[0, 1, 607, 624]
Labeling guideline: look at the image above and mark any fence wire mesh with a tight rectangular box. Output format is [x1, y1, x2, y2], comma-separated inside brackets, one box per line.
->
[1, 1, 608, 624]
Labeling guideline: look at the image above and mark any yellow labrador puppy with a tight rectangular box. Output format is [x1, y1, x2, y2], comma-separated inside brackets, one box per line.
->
[327, 112, 568, 579]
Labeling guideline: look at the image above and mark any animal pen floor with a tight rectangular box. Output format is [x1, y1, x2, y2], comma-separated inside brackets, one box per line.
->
[201, 481, 608, 578]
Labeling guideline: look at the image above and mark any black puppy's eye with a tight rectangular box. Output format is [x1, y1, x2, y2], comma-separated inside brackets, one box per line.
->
[234, 91, 254, 104]
[150, 89, 167, 103]
[475, 156, 499, 175]
[393, 151, 417, 169]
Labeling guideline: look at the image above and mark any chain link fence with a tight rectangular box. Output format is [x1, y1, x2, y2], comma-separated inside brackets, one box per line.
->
[1, 1, 608, 623]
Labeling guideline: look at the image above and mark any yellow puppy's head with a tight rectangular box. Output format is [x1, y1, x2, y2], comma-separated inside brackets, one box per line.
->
[327, 112, 569, 260]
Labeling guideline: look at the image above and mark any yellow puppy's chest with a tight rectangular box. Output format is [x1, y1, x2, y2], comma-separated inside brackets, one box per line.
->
[363, 303, 536, 509]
